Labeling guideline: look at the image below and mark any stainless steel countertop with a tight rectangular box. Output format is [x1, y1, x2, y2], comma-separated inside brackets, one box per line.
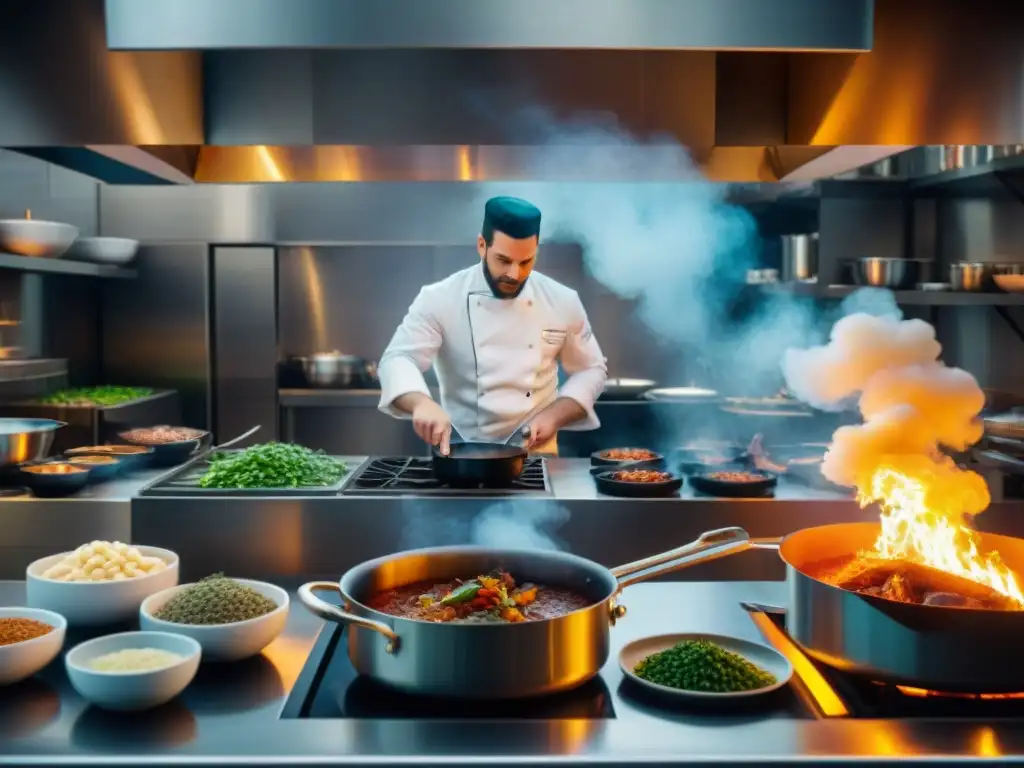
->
[1, 579, 1023, 766]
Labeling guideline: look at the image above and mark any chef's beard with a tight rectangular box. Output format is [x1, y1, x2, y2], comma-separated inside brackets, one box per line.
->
[483, 259, 528, 300]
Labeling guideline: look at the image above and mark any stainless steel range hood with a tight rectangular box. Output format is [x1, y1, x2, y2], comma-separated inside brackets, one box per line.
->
[104, 0, 874, 52]
[4, 0, 1024, 186]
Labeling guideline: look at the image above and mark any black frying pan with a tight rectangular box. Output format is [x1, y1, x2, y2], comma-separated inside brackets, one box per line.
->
[431, 427, 531, 487]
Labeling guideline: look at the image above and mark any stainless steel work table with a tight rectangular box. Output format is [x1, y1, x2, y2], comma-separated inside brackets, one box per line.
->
[1, 579, 1023, 766]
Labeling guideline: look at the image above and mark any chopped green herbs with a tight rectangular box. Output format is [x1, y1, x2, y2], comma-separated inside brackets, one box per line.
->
[634, 640, 777, 693]
[39, 386, 154, 407]
[197, 442, 346, 489]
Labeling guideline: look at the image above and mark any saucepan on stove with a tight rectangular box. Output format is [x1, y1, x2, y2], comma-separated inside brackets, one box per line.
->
[298, 528, 751, 699]
[654, 522, 1024, 693]
[431, 425, 532, 487]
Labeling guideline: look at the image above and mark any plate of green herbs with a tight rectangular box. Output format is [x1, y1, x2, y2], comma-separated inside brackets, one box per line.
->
[619, 633, 792, 702]
[37, 386, 155, 407]
[196, 442, 347, 490]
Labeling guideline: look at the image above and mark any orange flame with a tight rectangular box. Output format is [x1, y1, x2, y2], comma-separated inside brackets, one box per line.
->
[857, 465, 1024, 604]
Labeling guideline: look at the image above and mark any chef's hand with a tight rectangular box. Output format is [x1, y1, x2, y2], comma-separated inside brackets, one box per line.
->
[524, 413, 558, 450]
[411, 400, 452, 455]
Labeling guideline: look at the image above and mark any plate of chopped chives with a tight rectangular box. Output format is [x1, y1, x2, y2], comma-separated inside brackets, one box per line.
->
[618, 633, 793, 702]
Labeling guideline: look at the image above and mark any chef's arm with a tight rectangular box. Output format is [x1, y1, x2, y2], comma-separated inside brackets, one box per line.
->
[378, 288, 443, 419]
[554, 294, 607, 431]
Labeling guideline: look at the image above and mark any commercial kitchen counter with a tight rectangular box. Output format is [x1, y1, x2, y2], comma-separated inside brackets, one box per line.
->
[1, 578, 1022, 767]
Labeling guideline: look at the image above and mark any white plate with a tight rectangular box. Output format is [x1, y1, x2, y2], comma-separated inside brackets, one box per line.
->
[619, 632, 793, 703]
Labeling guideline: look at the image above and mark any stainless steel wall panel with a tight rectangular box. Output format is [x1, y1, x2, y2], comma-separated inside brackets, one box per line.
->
[106, 0, 873, 51]
[0, 151, 99, 236]
[101, 244, 212, 429]
[98, 185, 274, 242]
[213, 247, 279, 444]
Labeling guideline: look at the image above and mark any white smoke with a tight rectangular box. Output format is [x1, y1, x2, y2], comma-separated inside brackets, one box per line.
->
[781, 310, 989, 516]
[399, 498, 569, 551]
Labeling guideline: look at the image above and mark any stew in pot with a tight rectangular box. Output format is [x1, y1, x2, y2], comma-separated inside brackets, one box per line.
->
[367, 569, 591, 624]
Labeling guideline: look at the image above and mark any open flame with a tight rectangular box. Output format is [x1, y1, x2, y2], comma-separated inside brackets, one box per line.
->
[858, 465, 1024, 604]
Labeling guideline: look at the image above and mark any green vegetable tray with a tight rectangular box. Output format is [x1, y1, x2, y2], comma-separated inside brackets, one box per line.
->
[140, 451, 362, 497]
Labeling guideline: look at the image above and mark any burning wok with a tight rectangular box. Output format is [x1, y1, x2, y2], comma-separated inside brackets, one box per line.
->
[680, 522, 1024, 693]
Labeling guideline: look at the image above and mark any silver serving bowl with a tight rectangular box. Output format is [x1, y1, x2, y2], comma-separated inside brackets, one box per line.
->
[0, 418, 65, 466]
[854, 258, 919, 289]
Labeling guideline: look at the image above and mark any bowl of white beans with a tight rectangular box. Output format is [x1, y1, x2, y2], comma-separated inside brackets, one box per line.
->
[65, 631, 200, 711]
[26, 541, 179, 627]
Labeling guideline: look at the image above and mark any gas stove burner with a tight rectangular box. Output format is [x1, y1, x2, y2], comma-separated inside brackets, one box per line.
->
[0, 486, 30, 498]
[344, 456, 550, 496]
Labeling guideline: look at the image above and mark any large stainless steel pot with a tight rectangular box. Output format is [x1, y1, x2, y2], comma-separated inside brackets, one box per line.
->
[677, 522, 1024, 692]
[298, 528, 751, 699]
[295, 353, 377, 388]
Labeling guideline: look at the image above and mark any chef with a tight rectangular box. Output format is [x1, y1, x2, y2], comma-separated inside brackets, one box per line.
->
[378, 196, 607, 456]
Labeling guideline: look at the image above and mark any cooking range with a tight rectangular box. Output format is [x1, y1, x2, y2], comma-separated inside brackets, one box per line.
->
[343, 456, 550, 496]
[282, 604, 1024, 722]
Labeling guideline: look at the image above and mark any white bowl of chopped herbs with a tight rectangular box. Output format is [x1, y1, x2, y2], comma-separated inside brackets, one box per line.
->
[139, 574, 289, 662]
[618, 633, 793, 703]
[196, 442, 347, 490]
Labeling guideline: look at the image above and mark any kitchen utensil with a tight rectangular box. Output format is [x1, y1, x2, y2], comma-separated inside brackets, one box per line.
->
[65, 444, 154, 470]
[994, 274, 1024, 293]
[781, 234, 819, 282]
[65, 455, 122, 483]
[430, 424, 530, 487]
[618, 632, 792, 704]
[67, 237, 139, 266]
[974, 449, 1024, 476]
[644, 387, 720, 403]
[675, 444, 750, 475]
[594, 470, 683, 498]
[26, 546, 180, 627]
[590, 448, 664, 467]
[65, 631, 200, 711]
[0, 418, 64, 467]
[854, 258, 919, 289]
[950, 262, 992, 292]
[21, 462, 90, 497]
[0, 209, 78, 259]
[140, 579, 289, 662]
[983, 408, 1024, 439]
[646, 522, 1024, 692]
[297, 528, 752, 699]
[688, 470, 777, 497]
[117, 426, 212, 467]
[600, 378, 656, 400]
[294, 353, 377, 389]
[0, 607, 66, 686]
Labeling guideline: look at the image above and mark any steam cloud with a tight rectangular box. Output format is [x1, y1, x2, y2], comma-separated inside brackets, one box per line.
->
[781, 310, 989, 516]
[399, 499, 569, 551]
[482, 107, 822, 392]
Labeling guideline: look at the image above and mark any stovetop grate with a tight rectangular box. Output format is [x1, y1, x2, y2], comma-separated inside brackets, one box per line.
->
[343, 456, 550, 496]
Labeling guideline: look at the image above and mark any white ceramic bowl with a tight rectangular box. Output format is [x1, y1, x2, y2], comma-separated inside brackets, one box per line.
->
[26, 546, 180, 627]
[140, 579, 289, 662]
[994, 274, 1024, 293]
[65, 631, 200, 711]
[67, 237, 139, 265]
[0, 219, 79, 258]
[0, 607, 66, 686]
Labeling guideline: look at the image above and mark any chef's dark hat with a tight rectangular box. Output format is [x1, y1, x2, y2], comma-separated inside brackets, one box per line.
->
[482, 196, 542, 242]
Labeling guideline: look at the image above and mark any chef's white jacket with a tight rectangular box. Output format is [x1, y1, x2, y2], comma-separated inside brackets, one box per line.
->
[378, 265, 607, 453]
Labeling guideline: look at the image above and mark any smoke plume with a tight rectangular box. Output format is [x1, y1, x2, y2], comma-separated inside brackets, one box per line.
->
[781, 310, 989, 516]
[399, 498, 569, 551]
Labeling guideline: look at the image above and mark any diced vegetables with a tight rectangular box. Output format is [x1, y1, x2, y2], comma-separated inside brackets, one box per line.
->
[197, 442, 346, 489]
[38, 386, 154, 407]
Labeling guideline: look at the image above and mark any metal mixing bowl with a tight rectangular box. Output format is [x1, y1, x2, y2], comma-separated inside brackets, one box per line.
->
[854, 258, 919, 289]
[0, 418, 65, 466]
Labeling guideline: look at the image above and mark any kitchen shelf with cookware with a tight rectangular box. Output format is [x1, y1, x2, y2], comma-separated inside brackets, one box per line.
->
[0, 210, 139, 279]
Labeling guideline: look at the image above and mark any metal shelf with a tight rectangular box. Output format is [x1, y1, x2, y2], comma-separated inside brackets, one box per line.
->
[909, 154, 1024, 197]
[763, 283, 1024, 306]
[0, 252, 136, 279]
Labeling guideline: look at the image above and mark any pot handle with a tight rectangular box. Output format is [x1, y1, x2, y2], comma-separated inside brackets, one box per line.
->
[611, 527, 753, 590]
[298, 581, 401, 654]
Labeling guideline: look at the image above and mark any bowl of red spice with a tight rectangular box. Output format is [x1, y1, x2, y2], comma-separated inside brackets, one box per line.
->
[0, 607, 66, 686]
